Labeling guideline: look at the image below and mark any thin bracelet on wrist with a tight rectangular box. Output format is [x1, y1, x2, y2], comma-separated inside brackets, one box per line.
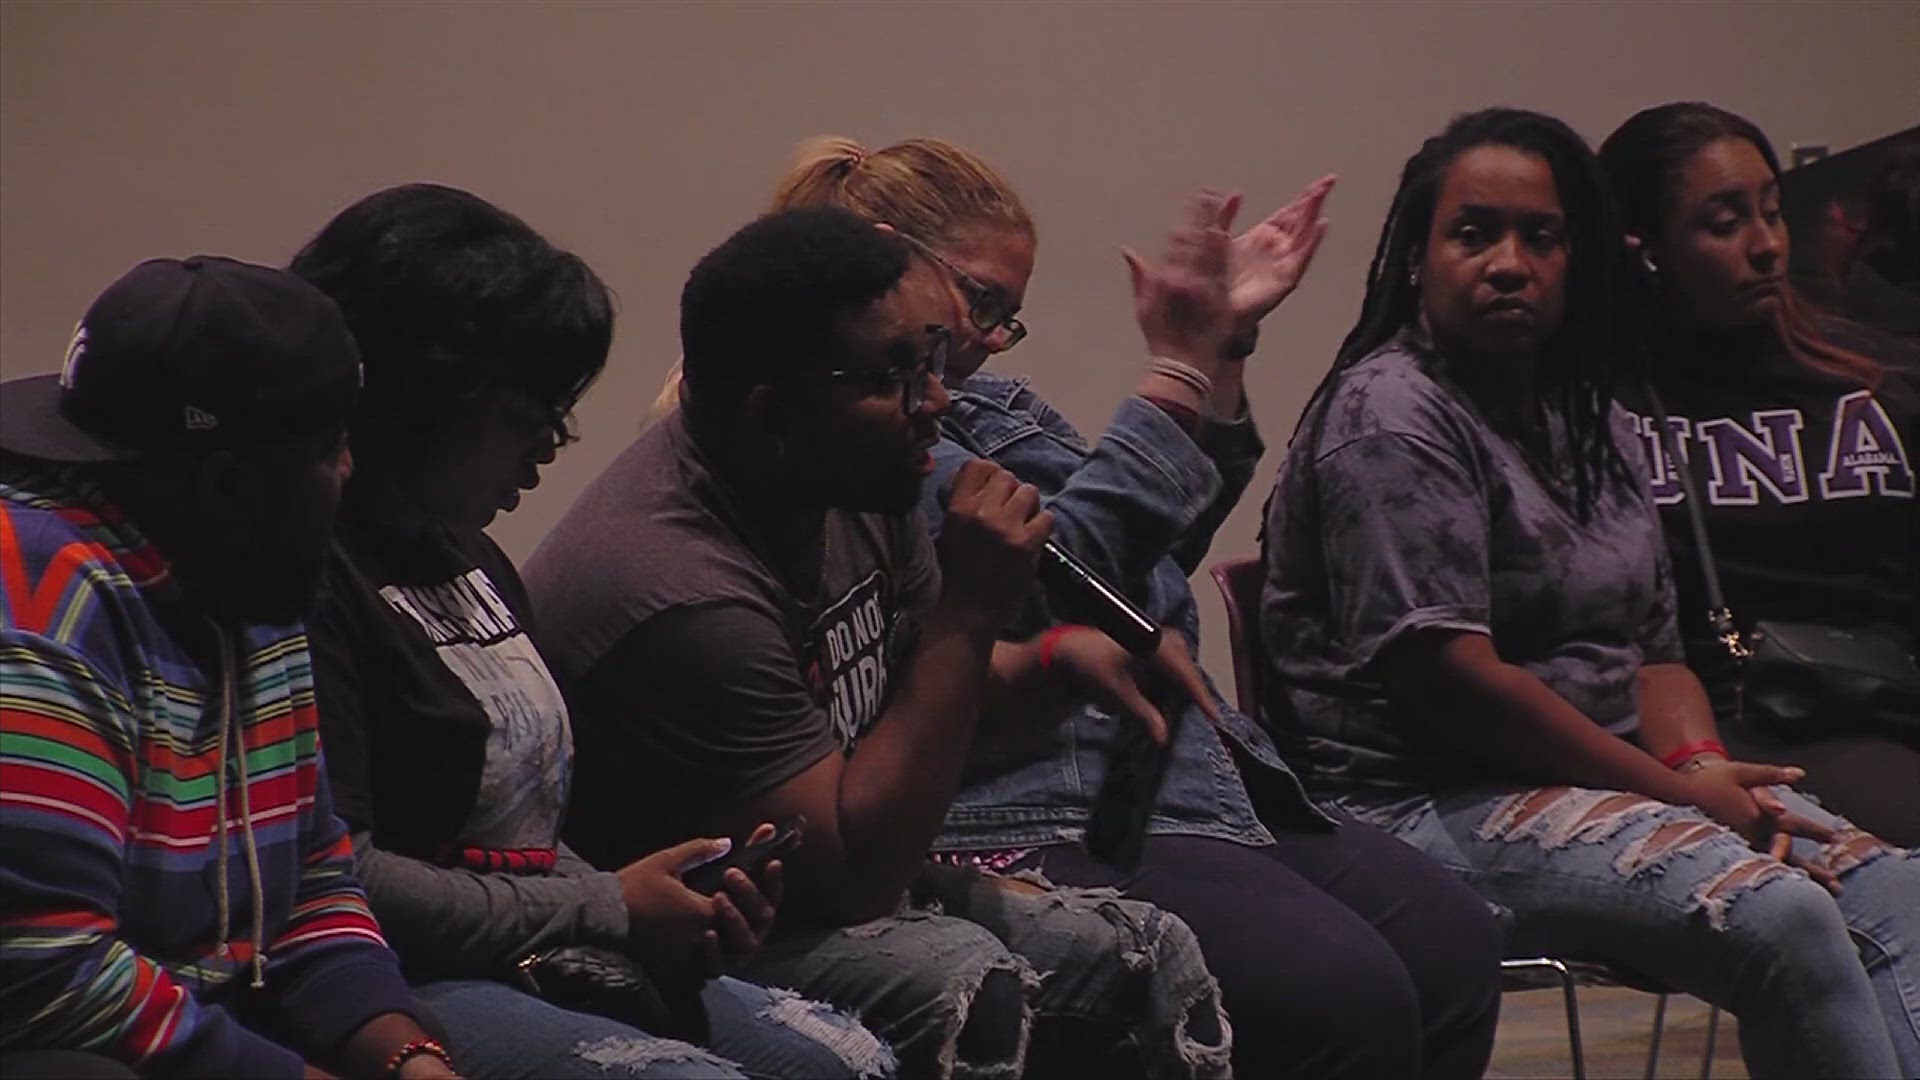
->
[1659, 739, 1728, 771]
[383, 1038, 454, 1079]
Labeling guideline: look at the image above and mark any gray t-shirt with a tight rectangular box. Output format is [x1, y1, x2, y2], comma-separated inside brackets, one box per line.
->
[523, 410, 940, 868]
[1260, 329, 1684, 788]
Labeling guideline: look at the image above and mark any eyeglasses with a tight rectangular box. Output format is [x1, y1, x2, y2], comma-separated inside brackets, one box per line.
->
[898, 234, 1028, 351]
[799, 324, 951, 414]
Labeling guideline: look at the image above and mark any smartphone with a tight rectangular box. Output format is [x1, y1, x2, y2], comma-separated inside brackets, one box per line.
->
[681, 814, 805, 895]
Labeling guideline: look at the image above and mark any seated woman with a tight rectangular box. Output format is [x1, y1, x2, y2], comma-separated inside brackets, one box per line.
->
[291, 184, 894, 1080]
[760, 136, 1503, 1080]
[1259, 106, 1920, 1078]
[1599, 102, 1920, 845]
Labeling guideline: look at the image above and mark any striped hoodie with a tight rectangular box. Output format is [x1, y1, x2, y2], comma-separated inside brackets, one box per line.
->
[0, 459, 415, 1077]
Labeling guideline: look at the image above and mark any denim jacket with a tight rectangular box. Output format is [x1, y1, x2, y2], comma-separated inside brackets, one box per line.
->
[923, 371, 1330, 853]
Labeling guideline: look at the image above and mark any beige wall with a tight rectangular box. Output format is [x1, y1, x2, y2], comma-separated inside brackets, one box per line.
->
[5, 0, 1917, 680]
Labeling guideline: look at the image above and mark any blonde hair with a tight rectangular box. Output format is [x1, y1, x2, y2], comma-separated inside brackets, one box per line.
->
[770, 136, 1033, 246]
[654, 136, 1037, 418]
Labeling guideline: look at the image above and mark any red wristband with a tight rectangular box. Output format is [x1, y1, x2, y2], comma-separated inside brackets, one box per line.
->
[1658, 740, 1728, 770]
[1139, 394, 1202, 435]
[1038, 624, 1092, 671]
[383, 1038, 453, 1079]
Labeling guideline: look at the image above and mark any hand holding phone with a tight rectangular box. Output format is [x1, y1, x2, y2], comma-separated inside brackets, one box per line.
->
[680, 814, 805, 896]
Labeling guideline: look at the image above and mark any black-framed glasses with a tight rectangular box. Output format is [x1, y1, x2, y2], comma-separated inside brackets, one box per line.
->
[898, 234, 1028, 351]
[798, 324, 951, 414]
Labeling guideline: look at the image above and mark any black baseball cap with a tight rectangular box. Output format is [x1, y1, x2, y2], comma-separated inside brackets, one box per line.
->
[0, 255, 362, 463]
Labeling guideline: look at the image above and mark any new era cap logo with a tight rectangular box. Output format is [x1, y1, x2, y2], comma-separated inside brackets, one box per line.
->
[59, 323, 87, 390]
[184, 405, 219, 430]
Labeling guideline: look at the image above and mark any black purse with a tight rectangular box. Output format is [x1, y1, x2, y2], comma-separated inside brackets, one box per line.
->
[513, 945, 711, 1045]
[1648, 385, 1920, 747]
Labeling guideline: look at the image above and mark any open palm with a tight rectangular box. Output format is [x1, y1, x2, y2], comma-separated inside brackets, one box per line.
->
[1228, 174, 1335, 327]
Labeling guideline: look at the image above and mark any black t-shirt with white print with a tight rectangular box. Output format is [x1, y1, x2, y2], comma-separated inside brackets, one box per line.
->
[311, 512, 573, 871]
[1619, 320, 1920, 722]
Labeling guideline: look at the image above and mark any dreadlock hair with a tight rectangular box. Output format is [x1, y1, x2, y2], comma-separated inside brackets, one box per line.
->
[1599, 101, 1881, 388]
[1298, 106, 1630, 519]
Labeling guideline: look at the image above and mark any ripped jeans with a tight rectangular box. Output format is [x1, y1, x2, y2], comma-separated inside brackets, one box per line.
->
[414, 975, 896, 1079]
[1324, 783, 1920, 1079]
[741, 863, 1230, 1080]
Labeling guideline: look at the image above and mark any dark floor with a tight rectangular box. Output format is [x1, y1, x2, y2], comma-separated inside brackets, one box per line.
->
[1489, 985, 1746, 1079]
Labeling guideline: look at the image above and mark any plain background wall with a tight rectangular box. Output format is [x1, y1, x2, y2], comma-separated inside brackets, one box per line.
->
[5, 1, 1917, 683]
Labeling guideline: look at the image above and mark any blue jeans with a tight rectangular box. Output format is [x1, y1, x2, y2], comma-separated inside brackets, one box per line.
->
[415, 976, 896, 1079]
[1325, 783, 1920, 1079]
[741, 863, 1229, 1080]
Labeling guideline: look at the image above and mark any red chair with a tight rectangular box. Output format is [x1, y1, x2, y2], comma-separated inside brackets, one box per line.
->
[1206, 556, 1268, 718]
[1204, 555, 1722, 1080]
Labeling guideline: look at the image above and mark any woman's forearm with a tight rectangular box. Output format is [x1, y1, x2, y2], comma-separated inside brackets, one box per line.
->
[1384, 631, 1695, 804]
[1633, 662, 1726, 765]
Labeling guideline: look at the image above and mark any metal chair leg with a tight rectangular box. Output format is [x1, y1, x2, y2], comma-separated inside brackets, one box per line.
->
[1553, 960, 1586, 1080]
[1644, 991, 1668, 1079]
[1699, 1004, 1721, 1080]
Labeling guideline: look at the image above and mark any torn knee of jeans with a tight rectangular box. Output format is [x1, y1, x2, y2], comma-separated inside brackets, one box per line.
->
[944, 958, 1036, 1080]
[1476, 787, 1668, 849]
[1613, 819, 1730, 877]
[1693, 855, 1803, 931]
[1118, 906, 1232, 1079]
[1809, 827, 1900, 878]
[1004, 867, 1054, 890]
[755, 986, 897, 1079]
[572, 1033, 736, 1074]
[1165, 974, 1233, 1080]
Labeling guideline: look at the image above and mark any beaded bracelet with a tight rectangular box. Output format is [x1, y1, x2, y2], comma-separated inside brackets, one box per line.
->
[383, 1038, 454, 1079]
[1658, 739, 1728, 771]
[1038, 624, 1093, 672]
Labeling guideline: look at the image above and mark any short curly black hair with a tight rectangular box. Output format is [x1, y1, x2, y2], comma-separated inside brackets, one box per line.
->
[288, 183, 613, 456]
[679, 206, 911, 419]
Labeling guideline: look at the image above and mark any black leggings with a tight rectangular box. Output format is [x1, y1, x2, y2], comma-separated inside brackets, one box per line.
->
[1723, 729, 1920, 846]
[1018, 818, 1503, 1080]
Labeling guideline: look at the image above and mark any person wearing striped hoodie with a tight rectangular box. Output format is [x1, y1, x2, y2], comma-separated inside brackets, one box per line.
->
[0, 257, 454, 1079]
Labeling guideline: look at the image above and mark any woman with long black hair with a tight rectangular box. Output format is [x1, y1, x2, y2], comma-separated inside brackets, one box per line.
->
[1600, 102, 1920, 846]
[1259, 106, 1920, 1078]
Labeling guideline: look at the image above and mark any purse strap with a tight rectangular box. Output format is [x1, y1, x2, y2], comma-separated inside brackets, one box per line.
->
[1643, 382, 1750, 661]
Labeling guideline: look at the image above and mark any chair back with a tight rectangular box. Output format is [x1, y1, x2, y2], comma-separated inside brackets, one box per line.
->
[1207, 556, 1267, 717]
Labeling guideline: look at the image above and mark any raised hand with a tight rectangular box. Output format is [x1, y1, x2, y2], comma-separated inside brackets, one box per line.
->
[1123, 190, 1238, 370]
[1228, 174, 1335, 331]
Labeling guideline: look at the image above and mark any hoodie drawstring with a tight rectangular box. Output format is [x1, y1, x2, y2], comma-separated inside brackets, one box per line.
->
[212, 624, 267, 988]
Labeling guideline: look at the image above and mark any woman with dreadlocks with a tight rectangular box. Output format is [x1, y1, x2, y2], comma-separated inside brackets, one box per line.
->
[1259, 107, 1920, 1078]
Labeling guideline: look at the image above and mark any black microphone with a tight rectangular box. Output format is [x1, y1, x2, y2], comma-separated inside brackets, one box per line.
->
[1030, 542, 1173, 870]
[1034, 541, 1162, 657]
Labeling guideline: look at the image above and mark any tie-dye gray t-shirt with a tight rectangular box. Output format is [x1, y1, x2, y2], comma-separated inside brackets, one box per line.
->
[1259, 329, 1684, 788]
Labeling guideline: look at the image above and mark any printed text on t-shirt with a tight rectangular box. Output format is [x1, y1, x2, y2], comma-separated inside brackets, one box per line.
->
[811, 570, 894, 750]
[1631, 392, 1915, 505]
